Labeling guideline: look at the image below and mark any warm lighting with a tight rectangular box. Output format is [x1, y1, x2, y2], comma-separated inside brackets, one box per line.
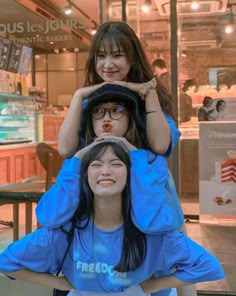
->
[91, 27, 97, 35]
[54, 49, 59, 54]
[225, 24, 233, 34]
[74, 48, 79, 53]
[181, 50, 187, 57]
[141, 0, 152, 13]
[191, 1, 199, 10]
[64, 4, 72, 15]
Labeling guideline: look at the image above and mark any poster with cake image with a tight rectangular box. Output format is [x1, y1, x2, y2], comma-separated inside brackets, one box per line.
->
[199, 122, 236, 215]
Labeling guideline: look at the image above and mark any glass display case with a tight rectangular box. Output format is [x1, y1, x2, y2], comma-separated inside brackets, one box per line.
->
[0, 92, 36, 144]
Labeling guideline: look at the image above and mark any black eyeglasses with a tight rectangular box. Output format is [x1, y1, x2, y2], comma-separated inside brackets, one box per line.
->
[91, 105, 127, 120]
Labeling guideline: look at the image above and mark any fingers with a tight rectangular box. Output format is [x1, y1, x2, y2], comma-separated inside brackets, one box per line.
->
[109, 81, 140, 92]
[109, 80, 157, 100]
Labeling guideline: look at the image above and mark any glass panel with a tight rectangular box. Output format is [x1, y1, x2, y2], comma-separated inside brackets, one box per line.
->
[35, 54, 47, 71]
[48, 53, 76, 71]
[48, 71, 76, 105]
[177, 0, 236, 223]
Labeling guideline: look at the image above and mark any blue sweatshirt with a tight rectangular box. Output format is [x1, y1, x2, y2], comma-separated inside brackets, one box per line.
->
[36, 151, 182, 234]
[36, 113, 184, 232]
[0, 220, 225, 294]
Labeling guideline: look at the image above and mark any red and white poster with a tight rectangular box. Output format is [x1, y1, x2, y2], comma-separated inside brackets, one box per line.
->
[199, 121, 236, 218]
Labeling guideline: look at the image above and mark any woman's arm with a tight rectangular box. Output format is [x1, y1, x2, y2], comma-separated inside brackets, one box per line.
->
[140, 275, 191, 293]
[130, 150, 180, 233]
[58, 83, 107, 158]
[145, 89, 171, 154]
[141, 274, 190, 293]
[4, 270, 73, 291]
[36, 157, 81, 228]
[110, 80, 177, 155]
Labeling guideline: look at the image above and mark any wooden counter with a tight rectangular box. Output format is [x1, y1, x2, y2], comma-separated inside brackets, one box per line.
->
[0, 142, 57, 185]
[43, 115, 64, 141]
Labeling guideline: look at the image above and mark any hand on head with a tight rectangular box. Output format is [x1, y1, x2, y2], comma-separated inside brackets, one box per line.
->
[109, 78, 157, 100]
[75, 137, 135, 159]
[95, 135, 137, 151]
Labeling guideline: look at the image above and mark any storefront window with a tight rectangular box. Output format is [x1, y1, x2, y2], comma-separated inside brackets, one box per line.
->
[177, 0, 236, 223]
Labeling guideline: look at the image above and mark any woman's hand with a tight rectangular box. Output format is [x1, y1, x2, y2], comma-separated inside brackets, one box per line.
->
[74, 82, 109, 100]
[95, 135, 137, 151]
[140, 274, 159, 293]
[57, 275, 74, 291]
[74, 141, 102, 159]
[74, 136, 137, 160]
[110, 78, 157, 100]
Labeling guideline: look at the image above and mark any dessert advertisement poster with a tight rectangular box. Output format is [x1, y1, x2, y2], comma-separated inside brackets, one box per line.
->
[199, 122, 236, 215]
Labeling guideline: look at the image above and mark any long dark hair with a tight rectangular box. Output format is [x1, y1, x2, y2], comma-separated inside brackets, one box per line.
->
[84, 21, 176, 120]
[75, 141, 147, 272]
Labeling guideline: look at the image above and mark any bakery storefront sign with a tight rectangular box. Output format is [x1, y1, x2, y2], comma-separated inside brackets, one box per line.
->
[0, 19, 86, 45]
[199, 121, 236, 218]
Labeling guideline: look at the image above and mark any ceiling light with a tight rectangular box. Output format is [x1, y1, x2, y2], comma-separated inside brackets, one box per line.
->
[141, 0, 152, 13]
[91, 26, 97, 35]
[74, 48, 79, 53]
[54, 49, 59, 54]
[225, 24, 233, 34]
[191, 2, 199, 10]
[64, 4, 72, 15]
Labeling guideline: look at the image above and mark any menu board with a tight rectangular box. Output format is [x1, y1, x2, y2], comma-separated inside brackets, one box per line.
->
[7, 43, 23, 73]
[0, 37, 12, 70]
[0, 41, 32, 74]
[18, 46, 32, 74]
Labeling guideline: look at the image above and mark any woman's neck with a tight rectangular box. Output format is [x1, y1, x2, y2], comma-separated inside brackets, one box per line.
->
[93, 194, 123, 230]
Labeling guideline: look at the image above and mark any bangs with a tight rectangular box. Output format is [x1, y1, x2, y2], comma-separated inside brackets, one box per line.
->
[84, 142, 130, 170]
[95, 31, 133, 63]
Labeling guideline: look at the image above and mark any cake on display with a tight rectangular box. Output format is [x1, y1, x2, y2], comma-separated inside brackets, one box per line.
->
[215, 152, 236, 183]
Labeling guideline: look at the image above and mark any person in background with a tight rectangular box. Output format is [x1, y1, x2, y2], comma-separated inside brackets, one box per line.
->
[198, 96, 214, 121]
[0, 140, 225, 296]
[151, 58, 170, 92]
[208, 99, 227, 121]
[179, 80, 193, 123]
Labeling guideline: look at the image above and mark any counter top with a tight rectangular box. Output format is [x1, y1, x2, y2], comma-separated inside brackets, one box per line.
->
[0, 141, 57, 149]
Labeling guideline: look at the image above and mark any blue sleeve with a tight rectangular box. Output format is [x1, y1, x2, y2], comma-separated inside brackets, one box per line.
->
[130, 150, 179, 233]
[36, 157, 81, 228]
[0, 227, 64, 274]
[162, 112, 181, 158]
[161, 232, 225, 283]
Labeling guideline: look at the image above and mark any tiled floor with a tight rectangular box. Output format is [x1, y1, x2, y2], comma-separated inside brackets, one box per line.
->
[0, 202, 236, 295]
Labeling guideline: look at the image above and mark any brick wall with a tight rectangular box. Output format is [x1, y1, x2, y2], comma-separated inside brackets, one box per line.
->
[148, 48, 236, 87]
[179, 48, 236, 85]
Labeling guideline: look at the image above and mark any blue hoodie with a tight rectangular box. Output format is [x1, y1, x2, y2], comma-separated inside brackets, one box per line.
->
[36, 113, 184, 232]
